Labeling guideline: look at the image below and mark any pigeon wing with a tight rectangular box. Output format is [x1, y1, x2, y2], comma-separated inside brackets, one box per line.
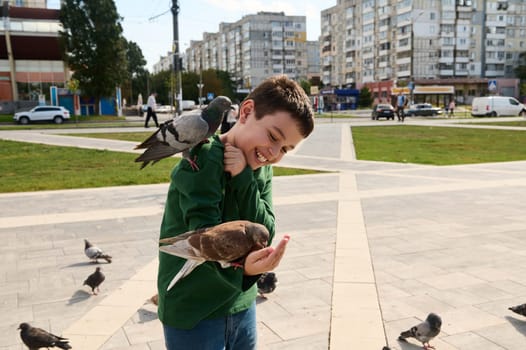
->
[169, 111, 210, 146]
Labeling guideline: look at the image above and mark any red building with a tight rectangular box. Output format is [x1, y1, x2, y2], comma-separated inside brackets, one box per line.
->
[0, 2, 66, 109]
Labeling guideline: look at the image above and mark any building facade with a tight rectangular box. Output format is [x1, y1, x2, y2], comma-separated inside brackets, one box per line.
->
[321, 0, 524, 103]
[0, 1, 66, 106]
[183, 12, 314, 91]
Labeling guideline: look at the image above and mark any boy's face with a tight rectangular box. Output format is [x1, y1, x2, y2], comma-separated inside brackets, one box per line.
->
[234, 100, 304, 170]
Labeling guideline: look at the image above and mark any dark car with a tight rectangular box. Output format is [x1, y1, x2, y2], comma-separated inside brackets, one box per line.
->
[371, 103, 395, 120]
[406, 103, 443, 117]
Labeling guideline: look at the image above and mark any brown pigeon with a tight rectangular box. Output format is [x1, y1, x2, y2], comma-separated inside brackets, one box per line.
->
[84, 239, 112, 263]
[83, 267, 105, 295]
[509, 303, 526, 317]
[398, 313, 442, 350]
[159, 220, 269, 291]
[18, 322, 71, 350]
[257, 272, 277, 298]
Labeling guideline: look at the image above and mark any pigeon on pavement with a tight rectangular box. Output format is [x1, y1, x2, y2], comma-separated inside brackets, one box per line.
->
[83, 267, 105, 295]
[18, 322, 71, 350]
[135, 95, 233, 170]
[257, 272, 277, 298]
[159, 220, 269, 291]
[84, 239, 112, 263]
[509, 303, 526, 317]
[398, 313, 442, 350]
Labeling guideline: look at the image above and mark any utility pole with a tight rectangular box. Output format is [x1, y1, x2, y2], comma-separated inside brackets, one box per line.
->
[171, 0, 183, 115]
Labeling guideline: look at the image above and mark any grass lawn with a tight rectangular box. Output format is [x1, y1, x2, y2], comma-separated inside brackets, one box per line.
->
[464, 120, 526, 127]
[0, 139, 321, 193]
[0, 114, 141, 130]
[352, 125, 526, 165]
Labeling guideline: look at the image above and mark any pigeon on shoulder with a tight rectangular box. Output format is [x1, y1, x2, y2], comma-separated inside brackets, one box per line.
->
[159, 220, 269, 291]
[257, 272, 277, 298]
[398, 313, 442, 350]
[84, 239, 112, 263]
[509, 303, 526, 317]
[84, 267, 105, 295]
[135, 95, 233, 170]
[18, 322, 71, 350]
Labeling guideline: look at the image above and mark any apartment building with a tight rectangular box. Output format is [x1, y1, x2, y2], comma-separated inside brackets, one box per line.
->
[184, 12, 312, 91]
[321, 0, 523, 103]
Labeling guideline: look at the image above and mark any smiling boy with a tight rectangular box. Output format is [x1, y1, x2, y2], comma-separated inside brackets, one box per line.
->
[157, 75, 314, 349]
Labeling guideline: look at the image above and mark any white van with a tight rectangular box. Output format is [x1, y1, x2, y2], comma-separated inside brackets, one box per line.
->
[471, 96, 526, 117]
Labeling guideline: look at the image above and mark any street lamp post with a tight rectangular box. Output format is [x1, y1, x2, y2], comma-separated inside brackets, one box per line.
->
[171, 0, 183, 116]
[197, 83, 204, 108]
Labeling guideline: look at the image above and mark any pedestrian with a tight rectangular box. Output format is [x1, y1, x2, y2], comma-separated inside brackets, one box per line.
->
[157, 75, 314, 350]
[145, 92, 159, 128]
[396, 92, 407, 122]
[448, 99, 455, 117]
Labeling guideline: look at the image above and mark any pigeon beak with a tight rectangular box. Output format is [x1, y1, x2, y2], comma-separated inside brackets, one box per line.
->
[159, 237, 180, 244]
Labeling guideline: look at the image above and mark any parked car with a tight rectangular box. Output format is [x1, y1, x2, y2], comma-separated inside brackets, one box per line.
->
[13, 106, 70, 125]
[156, 105, 174, 113]
[406, 103, 443, 116]
[471, 96, 526, 117]
[371, 103, 395, 120]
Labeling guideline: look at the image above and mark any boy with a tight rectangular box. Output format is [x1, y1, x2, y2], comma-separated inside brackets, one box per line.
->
[157, 75, 314, 349]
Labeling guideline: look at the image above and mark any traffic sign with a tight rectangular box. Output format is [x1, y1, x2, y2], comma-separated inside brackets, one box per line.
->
[488, 80, 497, 91]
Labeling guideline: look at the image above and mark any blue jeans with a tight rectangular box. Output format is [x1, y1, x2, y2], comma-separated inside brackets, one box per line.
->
[163, 303, 257, 350]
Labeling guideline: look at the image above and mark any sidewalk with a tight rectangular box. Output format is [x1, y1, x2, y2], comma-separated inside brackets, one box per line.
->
[1, 120, 526, 349]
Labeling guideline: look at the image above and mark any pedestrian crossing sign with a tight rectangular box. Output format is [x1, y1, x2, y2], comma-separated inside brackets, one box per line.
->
[488, 80, 497, 91]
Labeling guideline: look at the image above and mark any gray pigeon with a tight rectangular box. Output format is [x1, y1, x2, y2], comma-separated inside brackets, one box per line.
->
[509, 303, 526, 317]
[257, 272, 277, 298]
[83, 267, 105, 295]
[84, 239, 112, 263]
[135, 95, 233, 169]
[398, 313, 442, 350]
[159, 220, 269, 291]
[18, 322, 71, 350]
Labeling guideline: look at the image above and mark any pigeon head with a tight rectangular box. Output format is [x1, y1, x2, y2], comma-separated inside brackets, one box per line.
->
[95, 267, 102, 272]
[246, 222, 270, 250]
[426, 313, 442, 331]
[204, 96, 233, 130]
[18, 323, 30, 331]
[84, 239, 92, 249]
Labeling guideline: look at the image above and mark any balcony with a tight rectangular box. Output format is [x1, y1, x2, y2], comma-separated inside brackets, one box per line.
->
[439, 69, 454, 76]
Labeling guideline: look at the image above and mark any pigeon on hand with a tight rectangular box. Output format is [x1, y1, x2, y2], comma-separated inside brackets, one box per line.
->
[84, 239, 112, 263]
[159, 220, 269, 291]
[83, 267, 105, 295]
[135, 95, 233, 170]
[18, 322, 71, 350]
[257, 272, 277, 298]
[398, 313, 442, 350]
[509, 303, 526, 317]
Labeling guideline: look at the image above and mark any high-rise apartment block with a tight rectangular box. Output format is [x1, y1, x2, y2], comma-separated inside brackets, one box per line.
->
[321, 0, 523, 100]
[184, 12, 312, 91]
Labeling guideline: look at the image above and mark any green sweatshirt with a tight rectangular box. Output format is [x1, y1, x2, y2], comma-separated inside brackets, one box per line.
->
[157, 135, 276, 329]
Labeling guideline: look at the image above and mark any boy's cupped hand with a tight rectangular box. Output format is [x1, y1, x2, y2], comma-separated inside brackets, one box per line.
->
[243, 235, 290, 276]
[224, 143, 246, 176]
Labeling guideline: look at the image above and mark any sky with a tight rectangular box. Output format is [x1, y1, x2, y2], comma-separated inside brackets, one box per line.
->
[109, 0, 333, 71]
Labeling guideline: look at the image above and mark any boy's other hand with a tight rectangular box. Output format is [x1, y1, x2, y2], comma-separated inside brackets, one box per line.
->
[224, 143, 247, 176]
[243, 235, 290, 276]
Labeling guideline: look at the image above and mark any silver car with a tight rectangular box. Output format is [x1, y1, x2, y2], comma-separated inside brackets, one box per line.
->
[14, 106, 71, 125]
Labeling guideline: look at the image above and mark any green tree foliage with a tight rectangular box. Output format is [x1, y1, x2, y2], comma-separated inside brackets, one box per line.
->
[148, 68, 236, 106]
[123, 40, 147, 105]
[59, 0, 128, 111]
[359, 86, 373, 107]
[516, 52, 526, 96]
[299, 79, 311, 96]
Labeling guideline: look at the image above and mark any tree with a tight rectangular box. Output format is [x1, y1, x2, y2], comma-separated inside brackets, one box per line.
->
[516, 52, 526, 97]
[299, 79, 311, 96]
[124, 40, 147, 105]
[359, 86, 373, 107]
[59, 0, 128, 113]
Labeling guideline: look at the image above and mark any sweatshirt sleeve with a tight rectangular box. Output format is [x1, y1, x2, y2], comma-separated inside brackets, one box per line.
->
[228, 165, 275, 241]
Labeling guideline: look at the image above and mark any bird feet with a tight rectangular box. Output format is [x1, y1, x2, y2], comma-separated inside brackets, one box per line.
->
[230, 262, 244, 269]
[423, 343, 435, 350]
[187, 156, 200, 171]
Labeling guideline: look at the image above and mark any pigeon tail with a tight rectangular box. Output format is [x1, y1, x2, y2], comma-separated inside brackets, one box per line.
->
[98, 254, 112, 263]
[167, 260, 202, 291]
[55, 340, 72, 350]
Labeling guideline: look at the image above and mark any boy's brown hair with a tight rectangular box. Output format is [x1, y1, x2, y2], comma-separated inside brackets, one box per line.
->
[247, 75, 314, 138]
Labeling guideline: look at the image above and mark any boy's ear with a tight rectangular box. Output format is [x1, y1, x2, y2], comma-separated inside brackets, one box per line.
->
[238, 99, 254, 123]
